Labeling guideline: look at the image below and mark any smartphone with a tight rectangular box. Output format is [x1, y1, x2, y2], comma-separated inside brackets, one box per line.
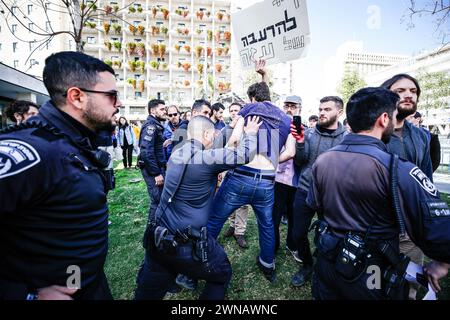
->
[293, 116, 302, 135]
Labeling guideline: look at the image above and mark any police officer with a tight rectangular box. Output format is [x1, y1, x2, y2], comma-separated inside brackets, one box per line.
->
[134, 115, 261, 300]
[138, 99, 167, 221]
[308, 87, 450, 300]
[0, 51, 121, 300]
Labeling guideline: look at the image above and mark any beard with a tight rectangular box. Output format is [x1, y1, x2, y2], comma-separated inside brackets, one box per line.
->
[381, 119, 395, 144]
[319, 114, 338, 128]
[396, 100, 418, 121]
[83, 100, 117, 132]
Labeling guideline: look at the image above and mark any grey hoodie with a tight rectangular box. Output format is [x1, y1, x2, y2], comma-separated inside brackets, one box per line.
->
[295, 123, 347, 192]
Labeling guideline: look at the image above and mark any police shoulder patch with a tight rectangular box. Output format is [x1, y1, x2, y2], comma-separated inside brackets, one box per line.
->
[0, 140, 41, 179]
[409, 167, 437, 197]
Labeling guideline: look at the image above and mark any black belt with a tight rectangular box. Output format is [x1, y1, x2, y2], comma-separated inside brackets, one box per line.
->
[233, 169, 275, 181]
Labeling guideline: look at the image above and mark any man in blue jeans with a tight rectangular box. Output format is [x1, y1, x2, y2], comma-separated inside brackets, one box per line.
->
[207, 60, 296, 282]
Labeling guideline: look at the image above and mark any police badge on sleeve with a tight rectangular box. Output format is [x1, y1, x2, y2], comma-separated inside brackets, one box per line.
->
[0, 140, 41, 179]
[409, 167, 438, 197]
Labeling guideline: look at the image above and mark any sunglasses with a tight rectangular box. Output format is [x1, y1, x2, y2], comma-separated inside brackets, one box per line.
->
[64, 88, 119, 106]
[168, 113, 179, 117]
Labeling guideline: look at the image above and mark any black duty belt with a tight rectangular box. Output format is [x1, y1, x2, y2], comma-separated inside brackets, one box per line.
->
[233, 169, 275, 181]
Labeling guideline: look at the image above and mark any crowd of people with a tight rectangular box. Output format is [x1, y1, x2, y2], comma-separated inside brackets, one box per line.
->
[0, 51, 449, 301]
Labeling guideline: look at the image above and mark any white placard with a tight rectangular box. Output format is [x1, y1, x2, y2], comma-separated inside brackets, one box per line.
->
[232, 0, 311, 69]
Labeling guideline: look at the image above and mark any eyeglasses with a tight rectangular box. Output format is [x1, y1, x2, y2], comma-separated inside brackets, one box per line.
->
[168, 113, 179, 117]
[283, 104, 300, 110]
[64, 88, 119, 106]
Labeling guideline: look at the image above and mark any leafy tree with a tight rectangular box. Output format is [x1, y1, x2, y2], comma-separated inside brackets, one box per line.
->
[337, 70, 367, 106]
[0, 0, 132, 61]
[416, 70, 450, 111]
[404, 0, 450, 45]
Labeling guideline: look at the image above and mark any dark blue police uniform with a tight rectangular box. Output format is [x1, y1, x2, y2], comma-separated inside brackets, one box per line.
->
[0, 101, 112, 300]
[138, 115, 166, 222]
[307, 134, 450, 300]
[135, 133, 258, 300]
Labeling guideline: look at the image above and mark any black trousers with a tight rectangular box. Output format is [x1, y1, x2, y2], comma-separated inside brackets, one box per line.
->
[134, 235, 232, 300]
[273, 182, 297, 253]
[73, 271, 113, 300]
[141, 169, 163, 222]
[121, 145, 134, 168]
[292, 188, 316, 266]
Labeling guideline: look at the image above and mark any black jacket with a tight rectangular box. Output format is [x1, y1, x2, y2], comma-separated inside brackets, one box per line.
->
[0, 101, 109, 299]
[139, 115, 166, 176]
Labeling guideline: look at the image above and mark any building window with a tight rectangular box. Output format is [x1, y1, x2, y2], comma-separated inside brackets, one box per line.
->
[13, 60, 19, 68]
[133, 21, 140, 27]
[135, 92, 142, 98]
[29, 41, 36, 51]
[12, 24, 17, 34]
[30, 59, 37, 68]
[87, 36, 95, 44]
[45, 2, 50, 9]
[13, 42, 18, 52]
[11, 6, 17, 15]
[28, 4, 33, 15]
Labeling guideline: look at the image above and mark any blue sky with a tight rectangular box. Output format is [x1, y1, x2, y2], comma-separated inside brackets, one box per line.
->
[238, 0, 444, 113]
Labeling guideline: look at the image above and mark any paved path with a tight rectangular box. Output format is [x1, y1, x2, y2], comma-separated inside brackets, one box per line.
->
[434, 173, 450, 194]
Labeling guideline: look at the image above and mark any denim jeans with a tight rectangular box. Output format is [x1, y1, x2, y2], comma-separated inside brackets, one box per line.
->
[207, 167, 275, 267]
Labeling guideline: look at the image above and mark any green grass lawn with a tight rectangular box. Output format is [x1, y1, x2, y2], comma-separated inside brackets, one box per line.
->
[105, 165, 450, 300]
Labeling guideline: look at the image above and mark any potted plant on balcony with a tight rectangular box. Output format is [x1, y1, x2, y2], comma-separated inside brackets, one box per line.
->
[126, 42, 136, 55]
[150, 61, 160, 70]
[184, 45, 191, 53]
[104, 59, 112, 67]
[128, 6, 136, 14]
[161, 26, 168, 35]
[104, 41, 112, 51]
[183, 10, 189, 18]
[224, 46, 230, 55]
[151, 43, 159, 56]
[103, 22, 110, 34]
[195, 46, 203, 58]
[113, 60, 122, 68]
[139, 79, 145, 92]
[207, 29, 213, 41]
[151, 6, 158, 18]
[197, 63, 204, 74]
[136, 43, 145, 57]
[161, 8, 169, 20]
[182, 62, 191, 72]
[216, 12, 224, 21]
[224, 31, 231, 42]
[138, 25, 145, 35]
[159, 43, 166, 57]
[113, 5, 119, 13]
[215, 63, 222, 73]
[113, 41, 122, 51]
[183, 28, 190, 36]
[174, 44, 181, 52]
[127, 78, 137, 90]
[128, 61, 137, 72]
[184, 80, 190, 87]
[112, 23, 121, 34]
[161, 62, 168, 70]
[196, 10, 204, 20]
[207, 47, 212, 57]
[205, 11, 211, 18]
[138, 61, 145, 73]
[129, 25, 137, 35]
[104, 5, 113, 14]
[137, 5, 143, 13]
[216, 47, 223, 56]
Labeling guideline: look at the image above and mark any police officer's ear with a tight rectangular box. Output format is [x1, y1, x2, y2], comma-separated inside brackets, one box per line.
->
[66, 87, 88, 110]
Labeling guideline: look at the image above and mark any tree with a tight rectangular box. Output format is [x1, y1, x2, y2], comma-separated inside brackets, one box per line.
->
[337, 70, 367, 106]
[404, 0, 450, 45]
[0, 0, 132, 61]
[416, 70, 450, 111]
